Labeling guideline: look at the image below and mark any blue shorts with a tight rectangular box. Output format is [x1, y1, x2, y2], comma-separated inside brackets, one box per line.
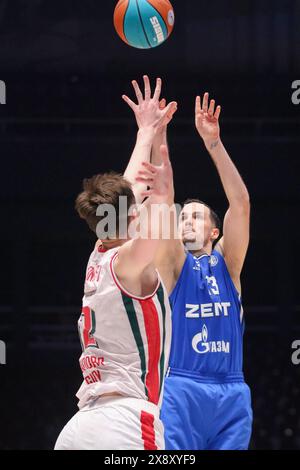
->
[161, 374, 253, 450]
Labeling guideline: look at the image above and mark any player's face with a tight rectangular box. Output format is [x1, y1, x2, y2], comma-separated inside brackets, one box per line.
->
[178, 203, 214, 249]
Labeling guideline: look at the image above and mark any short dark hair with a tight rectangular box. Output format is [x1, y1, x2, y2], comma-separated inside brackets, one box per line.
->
[182, 198, 221, 231]
[75, 172, 135, 234]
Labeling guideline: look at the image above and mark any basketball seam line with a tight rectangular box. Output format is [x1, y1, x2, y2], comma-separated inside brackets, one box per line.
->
[123, 0, 130, 43]
[135, 0, 152, 48]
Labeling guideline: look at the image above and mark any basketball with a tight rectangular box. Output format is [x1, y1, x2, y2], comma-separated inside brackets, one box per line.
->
[113, 0, 175, 49]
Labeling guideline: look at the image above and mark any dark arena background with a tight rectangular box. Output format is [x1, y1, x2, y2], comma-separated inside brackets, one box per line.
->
[0, 0, 300, 450]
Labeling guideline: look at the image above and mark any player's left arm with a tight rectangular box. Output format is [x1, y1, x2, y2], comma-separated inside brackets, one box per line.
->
[116, 145, 174, 281]
[123, 75, 177, 204]
[195, 93, 250, 293]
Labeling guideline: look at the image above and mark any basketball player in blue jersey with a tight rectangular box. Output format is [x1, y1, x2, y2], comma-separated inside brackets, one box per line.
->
[124, 79, 252, 450]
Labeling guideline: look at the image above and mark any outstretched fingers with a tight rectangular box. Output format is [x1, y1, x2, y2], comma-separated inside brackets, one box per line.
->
[196, 92, 220, 119]
[122, 94, 137, 111]
[135, 176, 155, 185]
[142, 161, 157, 174]
[137, 169, 155, 180]
[202, 92, 209, 113]
[159, 98, 166, 110]
[208, 99, 215, 117]
[195, 95, 202, 115]
[143, 75, 151, 100]
[162, 101, 177, 120]
[153, 77, 162, 102]
[214, 105, 221, 120]
[132, 80, 143, 104]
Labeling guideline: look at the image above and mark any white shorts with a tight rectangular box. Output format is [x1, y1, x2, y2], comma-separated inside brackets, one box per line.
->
[54, 395, 165, 450]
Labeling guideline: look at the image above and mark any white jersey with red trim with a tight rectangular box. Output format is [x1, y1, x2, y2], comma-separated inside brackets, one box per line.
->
[76, 244, 172, 410]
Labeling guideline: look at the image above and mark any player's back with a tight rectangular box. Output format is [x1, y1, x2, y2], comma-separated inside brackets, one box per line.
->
[77, 243, 172, 409]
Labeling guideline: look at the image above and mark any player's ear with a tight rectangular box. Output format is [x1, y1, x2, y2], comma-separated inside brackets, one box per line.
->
[211, 228, 220, 240]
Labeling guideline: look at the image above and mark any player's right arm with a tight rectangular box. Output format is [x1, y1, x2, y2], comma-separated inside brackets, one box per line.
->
[123, 77, 185, 293]
[195, 92, 250, 293]
[114, 145, 175, 296]
[123, 76, 177, 204]
[151, 99, 171, 166]
[149, 102, 186, 294]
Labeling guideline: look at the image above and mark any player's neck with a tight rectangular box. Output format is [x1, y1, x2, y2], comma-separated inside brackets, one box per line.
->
[188, 244, 213, 258]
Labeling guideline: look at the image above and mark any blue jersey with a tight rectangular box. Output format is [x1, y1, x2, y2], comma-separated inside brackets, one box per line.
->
[161, 249, 252, 450]
[168, 249, 245, 379]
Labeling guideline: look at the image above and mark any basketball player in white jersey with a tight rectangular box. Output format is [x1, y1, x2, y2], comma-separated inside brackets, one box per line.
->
[54, 81, 177, 450]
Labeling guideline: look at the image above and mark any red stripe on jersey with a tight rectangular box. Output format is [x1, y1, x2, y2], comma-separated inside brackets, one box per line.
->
[140, 411, 157, 450]
[139, 298, 161, 405]
[82, 306, 97, 349]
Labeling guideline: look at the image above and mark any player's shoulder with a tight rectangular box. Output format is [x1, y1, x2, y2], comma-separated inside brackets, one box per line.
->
[213, 238, 225, 257]
[88, 241, 118, 268]
[210, 248, 227, 269]
[212, 248, 242, 295]
[212, 240, 234, 269]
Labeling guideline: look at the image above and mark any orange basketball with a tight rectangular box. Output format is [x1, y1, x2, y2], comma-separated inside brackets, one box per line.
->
[113, 0, 175, 49]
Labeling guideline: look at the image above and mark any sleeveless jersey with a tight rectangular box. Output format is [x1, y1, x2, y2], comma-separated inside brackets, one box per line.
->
[76, 244, 172, 409]
[168, 249, 244, 380]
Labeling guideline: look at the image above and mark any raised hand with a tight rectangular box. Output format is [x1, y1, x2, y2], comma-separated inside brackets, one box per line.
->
[158, 98, 176, 129]
[195, 92, 221, 146]
[122, 75, 177, 132]
[135, 145, 173, 201]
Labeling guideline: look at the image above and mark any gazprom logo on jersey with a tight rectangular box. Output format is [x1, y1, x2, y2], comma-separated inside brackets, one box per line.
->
[192, 325, 230, 354]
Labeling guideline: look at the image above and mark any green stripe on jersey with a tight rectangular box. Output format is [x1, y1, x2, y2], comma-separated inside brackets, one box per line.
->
[156, 284, 166, 397]
[121, 293, 148, 398]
